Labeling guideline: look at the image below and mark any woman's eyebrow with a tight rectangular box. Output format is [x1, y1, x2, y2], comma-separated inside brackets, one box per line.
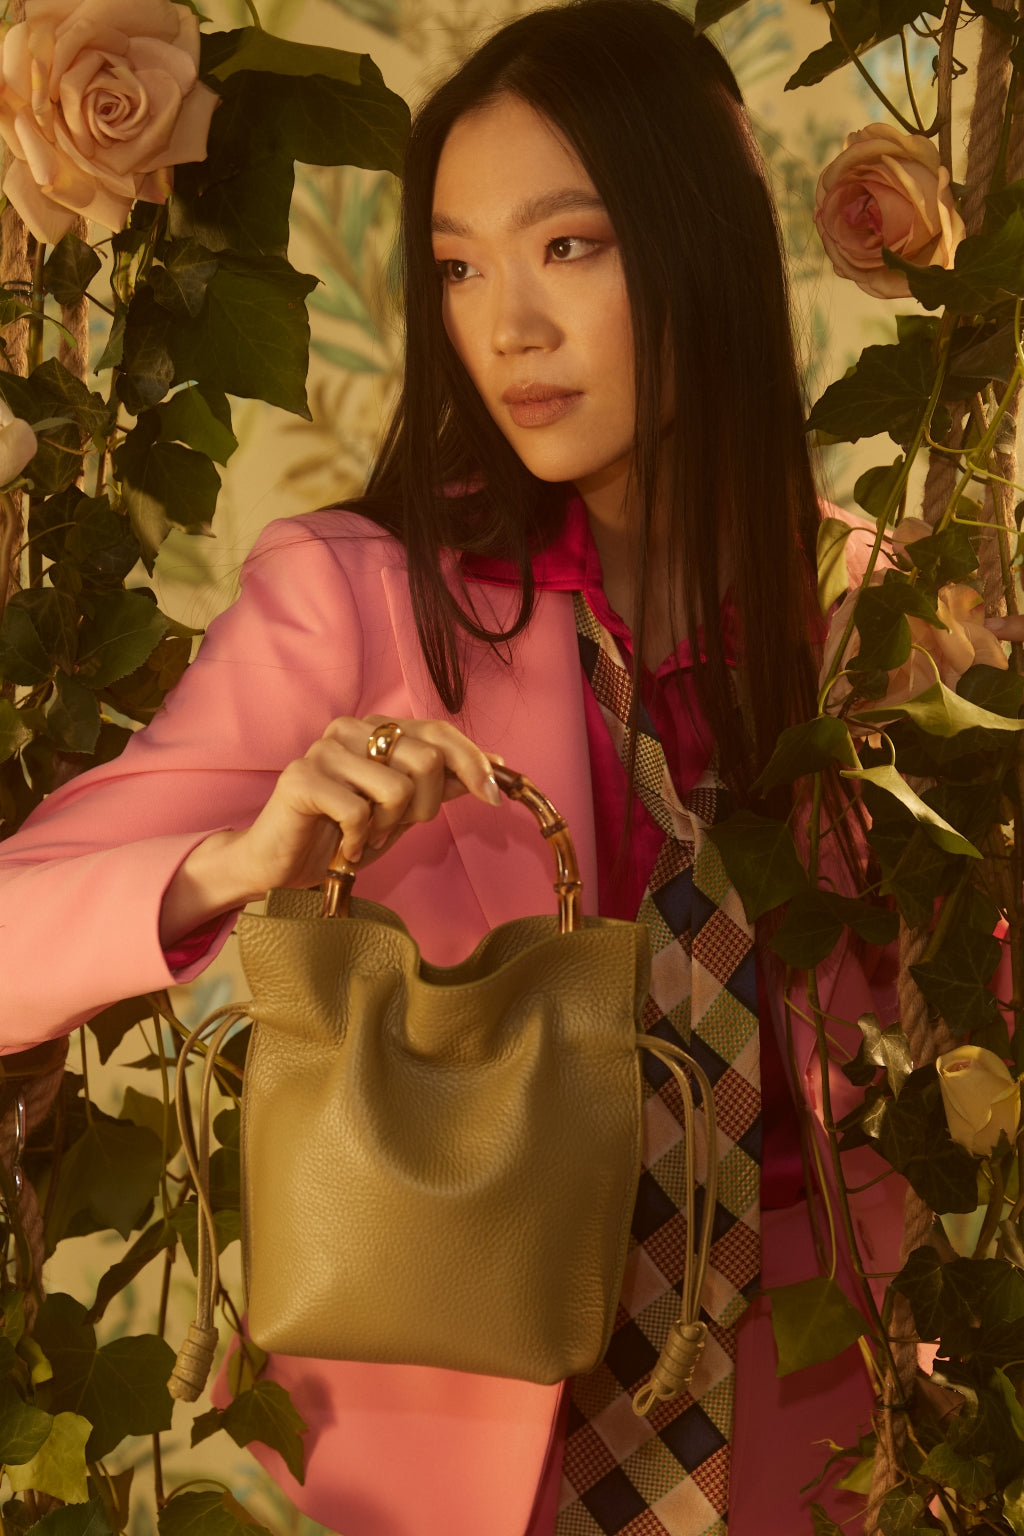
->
[431, 188, 607, 238]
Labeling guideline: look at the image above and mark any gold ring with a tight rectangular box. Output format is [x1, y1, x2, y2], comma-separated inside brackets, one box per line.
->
[367, 721, 403, 765]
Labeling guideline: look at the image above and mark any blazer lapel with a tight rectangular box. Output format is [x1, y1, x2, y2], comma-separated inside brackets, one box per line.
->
[382, 567, 599, 930]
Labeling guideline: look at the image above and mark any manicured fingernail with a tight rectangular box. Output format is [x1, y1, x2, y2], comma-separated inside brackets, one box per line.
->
[484, 774, 501, 806]
[370, 832, 391, 850]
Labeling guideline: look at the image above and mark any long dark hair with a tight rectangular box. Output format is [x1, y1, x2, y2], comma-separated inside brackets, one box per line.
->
[355, 0, 822, 799]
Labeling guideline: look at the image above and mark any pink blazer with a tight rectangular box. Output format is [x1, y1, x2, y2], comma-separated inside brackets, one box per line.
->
[0, 511, 904, 1535]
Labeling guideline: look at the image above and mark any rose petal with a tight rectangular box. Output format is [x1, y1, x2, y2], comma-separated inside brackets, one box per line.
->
[2, 156, 75, 241]
[0, 418, 38, 484]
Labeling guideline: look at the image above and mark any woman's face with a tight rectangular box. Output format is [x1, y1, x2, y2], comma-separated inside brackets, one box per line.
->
[431, 94, 636, 505]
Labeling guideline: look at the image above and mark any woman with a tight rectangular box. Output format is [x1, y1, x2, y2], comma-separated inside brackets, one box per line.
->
[0, 2, 903, 1531]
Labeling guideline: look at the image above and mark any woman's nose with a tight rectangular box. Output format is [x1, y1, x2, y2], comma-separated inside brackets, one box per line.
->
[489, 272, 561, 355]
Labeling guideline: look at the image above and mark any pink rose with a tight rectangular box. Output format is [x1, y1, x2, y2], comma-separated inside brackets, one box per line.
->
[814, 124, 965, 300]
[822, 576, 1008, 727]
[0, 0, 219, 243]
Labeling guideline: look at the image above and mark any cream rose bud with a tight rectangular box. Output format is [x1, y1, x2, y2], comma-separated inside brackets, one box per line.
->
[0, 402, 38, 484]
[814, 124, 965, 300]
[0, 0, 219, 244]
[937, 1046, 1021, 1158]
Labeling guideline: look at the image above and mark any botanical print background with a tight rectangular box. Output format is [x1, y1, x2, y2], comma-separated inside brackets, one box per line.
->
[40, 0, 970, 1529]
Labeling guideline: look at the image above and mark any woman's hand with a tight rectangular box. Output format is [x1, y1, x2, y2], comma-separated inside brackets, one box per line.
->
[159, 716, 501, 946]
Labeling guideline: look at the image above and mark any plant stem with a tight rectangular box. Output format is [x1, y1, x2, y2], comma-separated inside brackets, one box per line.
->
[78, 1026, 94, 1127]
[900, 28, 927, 132]
[818, 0, 923, 135]
[973, 1157, 1006, 1257]
[27, 242, 44, 375]
[241, 0, 264, 26]
[936, 0, 963, 174]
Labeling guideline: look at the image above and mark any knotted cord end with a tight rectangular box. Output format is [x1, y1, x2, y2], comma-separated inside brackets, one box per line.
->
[632, 1320, 708, 1417]
[168, 1322, 219, 1401]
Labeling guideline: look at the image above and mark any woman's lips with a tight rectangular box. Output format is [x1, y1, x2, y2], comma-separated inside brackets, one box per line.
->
[503, 388, 583, 428]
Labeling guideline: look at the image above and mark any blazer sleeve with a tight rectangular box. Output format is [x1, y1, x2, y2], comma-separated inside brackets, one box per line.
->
[0, 515, 371, 1053]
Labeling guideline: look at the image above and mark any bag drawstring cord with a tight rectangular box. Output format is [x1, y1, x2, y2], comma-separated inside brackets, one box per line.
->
[168, 1004, 251, 1402]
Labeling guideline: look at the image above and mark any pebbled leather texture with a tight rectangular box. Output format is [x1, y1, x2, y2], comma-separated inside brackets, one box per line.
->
[238, 893, 649, 1383]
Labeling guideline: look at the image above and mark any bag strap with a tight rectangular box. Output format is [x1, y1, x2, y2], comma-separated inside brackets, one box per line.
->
[167, 1003, 252, 1403]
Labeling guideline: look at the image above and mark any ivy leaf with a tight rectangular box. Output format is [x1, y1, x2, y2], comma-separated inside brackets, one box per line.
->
[205, 29, 363, 83]
[898, 523, 979, 584]
[76, 591, 169, 689]
[117, 286, 175, 413]
[854, 455, 905, 521]
[120, 1086, 180, 1158]
[854, 679, 1024, 739]
[10, 1497, 114, 1535]
[45, 1117, 164, 1245]
[86, 1220, 177, 1326]
[0, 588, 77, 684]
[169, 1205, 242, 1272]
[150, 240, 218, 319]
[206, 45, 409, 172]
[841, 763, 981, 857]
[95, 303, 126, 373]
[33, 1295, 173, 1461]
[766, 1275, 866, 1375]
[6, 1411, 91, 1503]
[786, 0, 942, 90]
[704, 810, 807, 920]
[0, 1381, 52, 1464]
[1006, 1476, 1024, 1536]
[918, 1439, 995, 1501]
[853, 578, 943, 673]
[217, 1380, 308, 1484]
[769, 890, 898, 968]
[853, 1014, 913, 1096]
[806, 331, 938, 447]
[116, 415, 221, 562]
[753, 716, 859, 794]
[155, 387, 237, 465]
[43, 233, 101, 308]
[892, 1244, 947, 1339]
[85, 994, 153, 1065]
[168, 255, 317, 419]
[910, 925, 1001, 1033]
[47, 672, 100, 755]
[102, 627, 195, 726]
[0, 698, 38, 763]
[809, 1506, 845, 1536]
[877, 1486, 927, 1535]
[157, 1490, 273, 1535]
[959, 662, 1024, 718]
[59, 496, 140, 589]
[884, 208, 1024, 313]
[31, 359, 111, 439]
[873, 1066, 981, 1212]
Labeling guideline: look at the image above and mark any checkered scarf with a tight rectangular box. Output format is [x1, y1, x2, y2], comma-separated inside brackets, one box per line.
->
[554, 592, 761, 1536]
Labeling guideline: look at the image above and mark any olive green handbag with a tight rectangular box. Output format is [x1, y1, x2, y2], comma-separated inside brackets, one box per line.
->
[169, 766, 716, 1416]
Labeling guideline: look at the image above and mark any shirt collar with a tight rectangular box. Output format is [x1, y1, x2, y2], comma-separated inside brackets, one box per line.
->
[461, 490, 734, 677]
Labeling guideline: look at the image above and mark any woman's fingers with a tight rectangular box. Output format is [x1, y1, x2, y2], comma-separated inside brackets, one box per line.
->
[985, 615, 1024, 644]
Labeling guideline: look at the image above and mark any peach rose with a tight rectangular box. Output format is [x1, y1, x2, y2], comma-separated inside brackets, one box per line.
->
[821, 576, 1008, 724]
[0, 0, 219, 243]
[814, 124, 964, 300]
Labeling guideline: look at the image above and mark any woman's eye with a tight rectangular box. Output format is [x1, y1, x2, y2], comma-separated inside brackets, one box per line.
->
[547, 236, 596, 262]
[436, 258, 479, 284]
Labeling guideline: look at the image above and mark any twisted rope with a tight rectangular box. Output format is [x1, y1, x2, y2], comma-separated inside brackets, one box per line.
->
[0, 1041, 68, 1319]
